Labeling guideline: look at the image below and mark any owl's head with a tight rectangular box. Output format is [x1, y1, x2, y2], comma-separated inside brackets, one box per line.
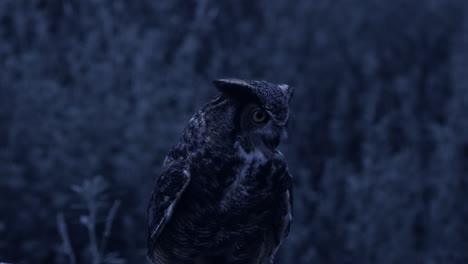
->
[213, 79, 293, 156]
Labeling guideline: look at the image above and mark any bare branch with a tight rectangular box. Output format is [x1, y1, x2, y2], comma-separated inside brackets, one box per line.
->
[100, 200, 121, 254]
[56, 213, 77, 264]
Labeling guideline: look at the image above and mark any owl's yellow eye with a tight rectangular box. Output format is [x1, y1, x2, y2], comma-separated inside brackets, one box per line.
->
[251, 109, 268, 124]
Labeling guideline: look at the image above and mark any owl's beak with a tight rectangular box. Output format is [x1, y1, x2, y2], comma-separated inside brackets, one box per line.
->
[258, 124, 285, 157]
[258, 140, 276, 158]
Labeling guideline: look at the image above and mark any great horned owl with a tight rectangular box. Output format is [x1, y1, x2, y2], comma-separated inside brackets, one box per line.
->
[147, 79, 293, 264]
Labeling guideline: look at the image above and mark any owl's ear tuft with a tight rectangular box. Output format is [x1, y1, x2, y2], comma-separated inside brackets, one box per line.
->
[279, 84, 294, 102]
[212, 79, 254, 99]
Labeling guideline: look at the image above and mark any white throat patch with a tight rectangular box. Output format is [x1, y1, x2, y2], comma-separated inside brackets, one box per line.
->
[234, 141, 267, 165]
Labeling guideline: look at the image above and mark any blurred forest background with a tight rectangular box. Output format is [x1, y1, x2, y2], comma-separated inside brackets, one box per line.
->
[1, 0, 468, 263]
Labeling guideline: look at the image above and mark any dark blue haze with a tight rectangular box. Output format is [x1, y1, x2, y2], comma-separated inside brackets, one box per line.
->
[0, 0, 467, 263]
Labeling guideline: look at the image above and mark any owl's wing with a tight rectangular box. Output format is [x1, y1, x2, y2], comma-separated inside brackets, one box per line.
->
[268, 169, 293, 263]
[147, 160, 191, 254]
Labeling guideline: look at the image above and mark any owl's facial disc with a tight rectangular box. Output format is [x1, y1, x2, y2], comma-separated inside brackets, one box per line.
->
[240, 104, 286, 157]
